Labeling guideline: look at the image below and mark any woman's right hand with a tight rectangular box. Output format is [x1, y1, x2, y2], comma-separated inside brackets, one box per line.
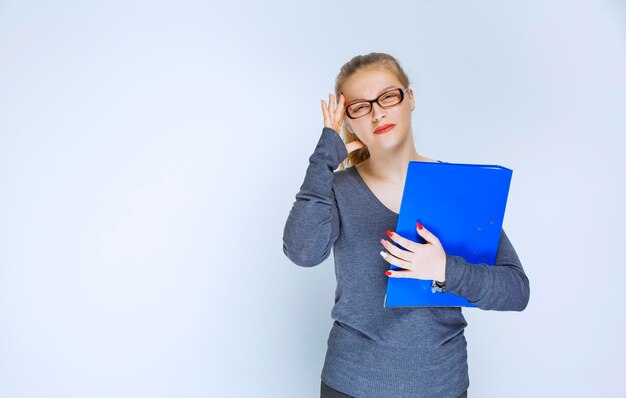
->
[321, 93, 365, 154]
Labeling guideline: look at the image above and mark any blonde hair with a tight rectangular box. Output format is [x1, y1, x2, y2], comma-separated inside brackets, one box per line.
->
[334, 52, 411, 170]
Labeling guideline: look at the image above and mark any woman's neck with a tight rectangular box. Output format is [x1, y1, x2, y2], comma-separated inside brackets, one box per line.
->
[359, 140, 433, 182]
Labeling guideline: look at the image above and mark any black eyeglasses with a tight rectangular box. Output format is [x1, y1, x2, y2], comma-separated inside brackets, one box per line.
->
[345, 87, 410, 119]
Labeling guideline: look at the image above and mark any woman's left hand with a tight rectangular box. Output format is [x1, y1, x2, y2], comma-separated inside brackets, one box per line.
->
[380, 222, 447, 282]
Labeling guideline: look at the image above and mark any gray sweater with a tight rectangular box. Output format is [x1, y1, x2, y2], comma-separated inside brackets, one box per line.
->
[283, 128, 530, 397]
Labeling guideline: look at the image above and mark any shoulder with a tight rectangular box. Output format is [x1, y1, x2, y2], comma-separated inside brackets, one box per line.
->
[333, 166, 353, 182]
[332, 166, 357, 189]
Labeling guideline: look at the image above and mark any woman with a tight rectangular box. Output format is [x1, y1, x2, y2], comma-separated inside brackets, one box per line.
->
[282, 52, 530, 398]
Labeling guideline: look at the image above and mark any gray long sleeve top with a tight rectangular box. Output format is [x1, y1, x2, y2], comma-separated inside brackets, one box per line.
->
[283, 127, 530, 398]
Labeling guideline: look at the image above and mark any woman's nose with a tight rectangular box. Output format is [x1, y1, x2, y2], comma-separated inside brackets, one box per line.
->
[372, 103, 386, 121]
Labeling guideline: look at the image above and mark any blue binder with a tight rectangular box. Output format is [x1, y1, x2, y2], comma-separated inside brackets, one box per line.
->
[384, 161, 513, 307]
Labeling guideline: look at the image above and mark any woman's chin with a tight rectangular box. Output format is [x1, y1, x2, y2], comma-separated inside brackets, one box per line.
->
[370, 134, 408, 151]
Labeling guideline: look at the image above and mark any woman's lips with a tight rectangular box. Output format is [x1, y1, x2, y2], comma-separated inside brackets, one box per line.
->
[374, 124, 395, 134]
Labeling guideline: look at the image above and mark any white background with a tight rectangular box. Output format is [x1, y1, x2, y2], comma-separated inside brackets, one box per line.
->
[1, 1, 625, 397]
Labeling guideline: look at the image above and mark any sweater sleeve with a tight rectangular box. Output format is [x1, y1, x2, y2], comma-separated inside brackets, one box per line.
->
[282, 127, 348, 267]
[443, 228, 530, 311]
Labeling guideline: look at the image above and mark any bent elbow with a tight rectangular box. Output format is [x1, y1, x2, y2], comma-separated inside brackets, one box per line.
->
[480, 269, 531, 312]
[517, 277, 531, 312]
[506, 272, 530, 312]
[282, 242, 330, 268]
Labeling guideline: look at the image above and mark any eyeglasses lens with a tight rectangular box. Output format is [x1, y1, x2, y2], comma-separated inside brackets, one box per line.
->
[347, 89, 403, 119]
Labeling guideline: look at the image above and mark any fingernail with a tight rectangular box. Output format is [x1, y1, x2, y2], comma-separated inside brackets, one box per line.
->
[380, 238, 386, 245]
[385, 271, 392, 276]
[386, 230, 393, 238]
[416, 222, 423, 230]
[379, 251, 387, 258]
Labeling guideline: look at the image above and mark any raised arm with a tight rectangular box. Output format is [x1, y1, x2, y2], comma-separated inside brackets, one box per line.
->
[283, 93, 364, 267]
[444, 228, 531, 311]
[282, 127, 348, 267]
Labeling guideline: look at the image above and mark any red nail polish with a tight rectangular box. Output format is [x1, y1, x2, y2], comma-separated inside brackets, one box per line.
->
[385, 271, 392, 276]
[386, 230, 393, 238]
[417, 222, 423, 230]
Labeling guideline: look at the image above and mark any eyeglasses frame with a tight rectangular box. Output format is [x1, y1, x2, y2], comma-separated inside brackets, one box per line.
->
[344, 87, 410, 119]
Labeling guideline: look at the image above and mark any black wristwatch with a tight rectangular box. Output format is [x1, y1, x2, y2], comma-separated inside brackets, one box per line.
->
[431, 280, 447, 294]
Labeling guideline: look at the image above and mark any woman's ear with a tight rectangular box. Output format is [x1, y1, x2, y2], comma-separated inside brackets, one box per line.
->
[409, 88, 415, 111]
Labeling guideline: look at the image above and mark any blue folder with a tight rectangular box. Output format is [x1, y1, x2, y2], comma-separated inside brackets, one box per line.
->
[384, 161, 512, 308]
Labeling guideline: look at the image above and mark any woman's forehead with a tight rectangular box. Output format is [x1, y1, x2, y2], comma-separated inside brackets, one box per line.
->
[342, 69, 402, 100]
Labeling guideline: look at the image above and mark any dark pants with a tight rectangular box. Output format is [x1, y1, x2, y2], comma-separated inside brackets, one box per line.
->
[321, 380, 468, 398]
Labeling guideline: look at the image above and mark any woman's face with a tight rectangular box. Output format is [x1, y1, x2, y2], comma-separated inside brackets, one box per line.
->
[341, 68, 415, 151]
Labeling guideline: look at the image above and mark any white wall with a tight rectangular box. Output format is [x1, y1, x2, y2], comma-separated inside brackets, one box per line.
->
[1, 0, 624, 397]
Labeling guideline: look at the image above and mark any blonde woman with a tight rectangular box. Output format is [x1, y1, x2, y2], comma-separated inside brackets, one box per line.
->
[283, 52, 530, 398]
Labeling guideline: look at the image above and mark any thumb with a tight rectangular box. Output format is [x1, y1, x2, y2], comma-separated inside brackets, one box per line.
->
[345, 140, 365, 154]
[416, 221, 441, 246]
